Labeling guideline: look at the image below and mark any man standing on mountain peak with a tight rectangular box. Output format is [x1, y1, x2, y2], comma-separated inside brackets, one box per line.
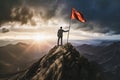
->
[57, 27, 69, 46]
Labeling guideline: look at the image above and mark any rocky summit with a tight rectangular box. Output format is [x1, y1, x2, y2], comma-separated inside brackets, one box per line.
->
[7, 43, 103, 80]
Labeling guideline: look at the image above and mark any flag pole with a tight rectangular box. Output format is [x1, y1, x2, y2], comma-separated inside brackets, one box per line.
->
[67, 19, 72, 43]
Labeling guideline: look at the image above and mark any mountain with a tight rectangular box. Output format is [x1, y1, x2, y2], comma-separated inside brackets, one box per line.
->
[0, 42, 29, 73]
[2, 43, 103, 80]
[76, 41, 120, 70]
[76, 41, 120, 80]
[0, 42, 49, 73]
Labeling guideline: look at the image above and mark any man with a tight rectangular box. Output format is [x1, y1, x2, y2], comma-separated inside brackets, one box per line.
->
[57, 27, 69, 46]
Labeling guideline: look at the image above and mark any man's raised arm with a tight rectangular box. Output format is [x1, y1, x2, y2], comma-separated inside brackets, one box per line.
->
[63, 30, 69, 32]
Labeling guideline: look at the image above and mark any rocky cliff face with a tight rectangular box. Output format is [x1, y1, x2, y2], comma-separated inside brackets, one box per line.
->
[8, 43, 103, 80]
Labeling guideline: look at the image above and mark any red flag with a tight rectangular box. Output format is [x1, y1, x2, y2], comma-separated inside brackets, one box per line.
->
[71, 8, 86, 22]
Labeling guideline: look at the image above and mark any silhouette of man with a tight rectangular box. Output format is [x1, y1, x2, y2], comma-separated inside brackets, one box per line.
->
[57, 27, 69, 46]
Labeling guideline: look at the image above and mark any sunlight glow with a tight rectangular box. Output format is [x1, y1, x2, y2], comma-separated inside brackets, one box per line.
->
[30, 33, 55, 43]
[33, 34, 47, 41]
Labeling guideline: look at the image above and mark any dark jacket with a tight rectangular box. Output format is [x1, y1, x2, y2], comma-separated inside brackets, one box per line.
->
[57, 29, 68, 37]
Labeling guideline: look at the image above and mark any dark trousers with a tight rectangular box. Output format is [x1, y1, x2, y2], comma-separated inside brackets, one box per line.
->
[57, 37, 63, 46]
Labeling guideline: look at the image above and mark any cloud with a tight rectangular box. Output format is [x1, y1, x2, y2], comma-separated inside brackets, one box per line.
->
[1, 28, 9, 33]
[0, 0, 22, 24]
[11, 6, 34, 24]
[0, 0, 120, 35]
[0, 0, 66, 25]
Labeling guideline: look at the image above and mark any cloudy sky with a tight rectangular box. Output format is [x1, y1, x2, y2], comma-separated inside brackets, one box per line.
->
[0, 0, 120, 41]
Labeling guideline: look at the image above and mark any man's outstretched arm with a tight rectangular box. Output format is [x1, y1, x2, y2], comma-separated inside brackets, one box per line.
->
[63, 30, 69, 32]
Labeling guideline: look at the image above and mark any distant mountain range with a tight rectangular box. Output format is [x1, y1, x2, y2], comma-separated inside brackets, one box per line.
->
[0, 42, 50, 73]
[76, 41, 120, 80]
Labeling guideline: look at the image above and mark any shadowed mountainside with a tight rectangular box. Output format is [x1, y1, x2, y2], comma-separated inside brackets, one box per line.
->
[76, 41, 120, 80]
